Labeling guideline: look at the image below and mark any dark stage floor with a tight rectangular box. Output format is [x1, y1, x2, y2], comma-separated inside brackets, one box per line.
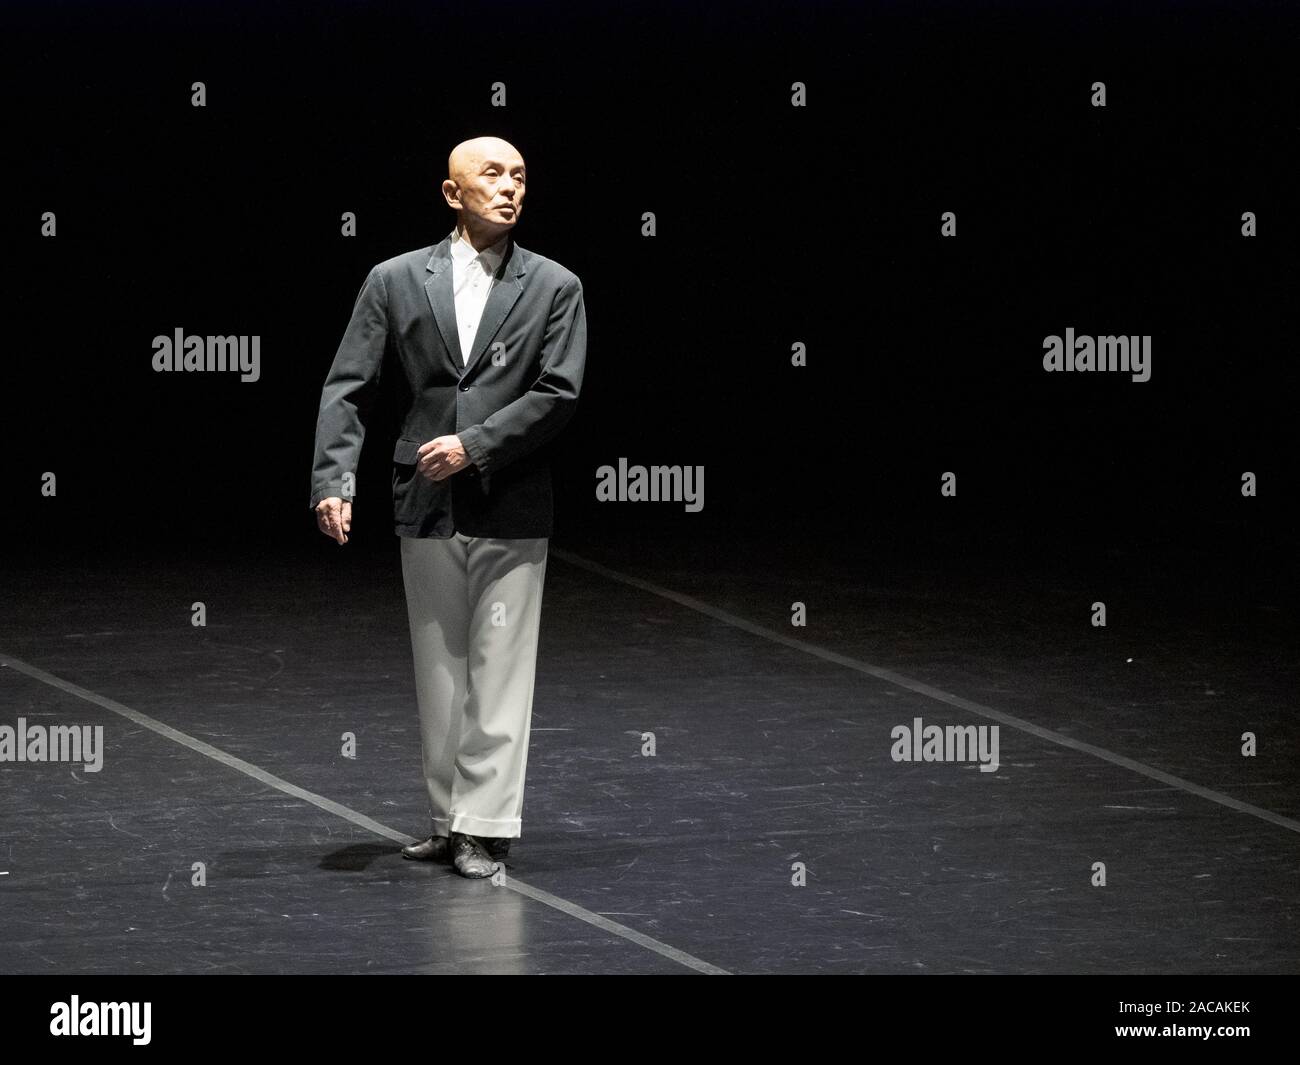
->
[2, 521, 1297, 975]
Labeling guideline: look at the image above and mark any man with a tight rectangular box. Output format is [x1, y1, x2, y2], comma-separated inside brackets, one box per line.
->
[309, 136, 587, 878]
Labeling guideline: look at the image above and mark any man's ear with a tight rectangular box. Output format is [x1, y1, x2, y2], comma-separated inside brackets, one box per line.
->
[441, 179, 461, 209]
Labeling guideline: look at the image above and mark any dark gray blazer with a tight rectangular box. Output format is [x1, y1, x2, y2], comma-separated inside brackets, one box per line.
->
[309, 230, 587, 538]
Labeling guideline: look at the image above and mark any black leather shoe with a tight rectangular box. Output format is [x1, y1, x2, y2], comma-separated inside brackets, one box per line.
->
[401, 835, 451, 862]
[451, 832, 497, 878]
[482, 836, 511, 861]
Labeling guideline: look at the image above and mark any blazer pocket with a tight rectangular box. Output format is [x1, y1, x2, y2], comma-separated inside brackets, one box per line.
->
[393, 438, 423, 465]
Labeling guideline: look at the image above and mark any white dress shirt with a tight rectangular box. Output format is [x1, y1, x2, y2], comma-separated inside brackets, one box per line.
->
[449, 227, 509, 365]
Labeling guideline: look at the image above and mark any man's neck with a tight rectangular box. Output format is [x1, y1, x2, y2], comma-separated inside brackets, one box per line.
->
[456, 221, 509, 254]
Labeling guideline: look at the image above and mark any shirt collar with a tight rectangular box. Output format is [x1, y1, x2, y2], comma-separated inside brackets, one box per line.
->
[450, 226, 510, 269]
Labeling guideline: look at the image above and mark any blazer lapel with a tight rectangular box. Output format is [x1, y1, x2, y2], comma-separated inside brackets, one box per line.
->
[424, 234, 462, 375]
[424, 231, 530, 382]
[461, 237, 528, 381]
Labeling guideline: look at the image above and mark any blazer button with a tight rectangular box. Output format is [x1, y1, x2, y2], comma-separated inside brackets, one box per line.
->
[458, 383, 470, 391]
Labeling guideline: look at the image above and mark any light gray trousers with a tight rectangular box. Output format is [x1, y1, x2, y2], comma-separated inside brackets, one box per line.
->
[399, 532, 548, 841]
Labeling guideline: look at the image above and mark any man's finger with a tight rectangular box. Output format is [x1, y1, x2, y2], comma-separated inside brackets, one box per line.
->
[314, 499, 348, 544]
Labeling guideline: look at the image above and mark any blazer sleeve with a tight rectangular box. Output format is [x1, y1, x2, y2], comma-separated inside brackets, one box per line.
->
[457, 276, 587, 477]
[309, 266, 390, 509]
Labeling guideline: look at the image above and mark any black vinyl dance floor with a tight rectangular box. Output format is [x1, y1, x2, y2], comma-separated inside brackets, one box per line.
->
[2, 522, 1297, 975]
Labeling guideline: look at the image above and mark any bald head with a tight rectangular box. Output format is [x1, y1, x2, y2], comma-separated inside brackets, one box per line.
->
[447, 136, 523, 185]
[442, 137, 526, 249]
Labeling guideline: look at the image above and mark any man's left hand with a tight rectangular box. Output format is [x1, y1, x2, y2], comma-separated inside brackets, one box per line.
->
[417, 435, 471, 482]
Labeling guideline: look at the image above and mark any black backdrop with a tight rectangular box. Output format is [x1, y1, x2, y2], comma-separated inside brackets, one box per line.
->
[5, 0, 1296, 579]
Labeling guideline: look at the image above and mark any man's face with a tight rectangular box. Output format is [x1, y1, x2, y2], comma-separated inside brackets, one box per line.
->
[446, 143, 526, 231]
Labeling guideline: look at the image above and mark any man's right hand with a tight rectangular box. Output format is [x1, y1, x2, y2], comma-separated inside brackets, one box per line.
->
[315, 497, 352, 544]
